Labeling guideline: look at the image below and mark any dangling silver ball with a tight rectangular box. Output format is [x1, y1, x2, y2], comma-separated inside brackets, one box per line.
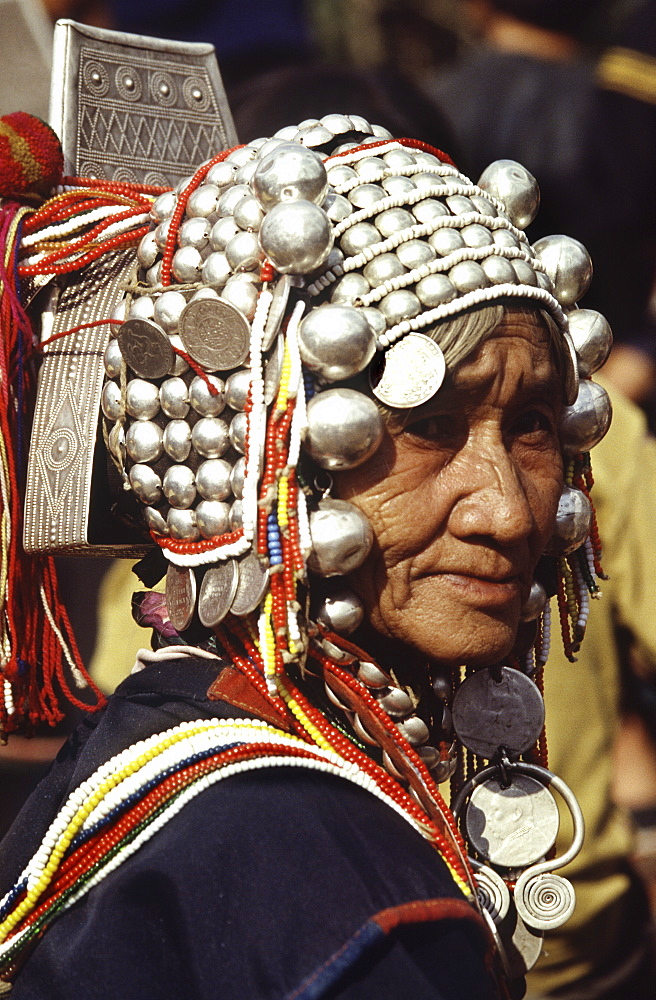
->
[550, 485, 592, 555]
[314, 583, 364, 635]
[567, 309, 613, 377]
[520, 580, 548, 622]
[308, 498, 374, 576]
[305, 388, 384, 470]
[559, 378, 612, 454]
[477, 159, 540, 230]
[252, 142, 328, 210]
[298, 304, 376, 382]
[532, 235, 593, 307]
[259, 200, 333, 274]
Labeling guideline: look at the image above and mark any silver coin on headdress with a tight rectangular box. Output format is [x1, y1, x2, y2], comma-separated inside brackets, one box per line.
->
[371, 333, 446, 409]
[179, 298, 250, 371]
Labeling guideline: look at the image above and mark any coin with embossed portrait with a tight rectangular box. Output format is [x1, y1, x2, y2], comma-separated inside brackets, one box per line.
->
[179, 298, 250, 371]
[370, 333, 445, 408]
[117, 319, 174, 379]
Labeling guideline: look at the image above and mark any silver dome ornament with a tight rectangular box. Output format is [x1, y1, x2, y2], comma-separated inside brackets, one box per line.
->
[257, 136, 287, 158]
[225, 369, 251, 411]
[185, 373, 226, 415]
[168, 336, 189, 377]
[229, 456, 245, 500]
[153, 291, 187, 334]
[129, 296, 155, 321]
[416, 273, 457, 307]
[330, 273, 370, 304]
[221, 276, 258, 319]
[235, 161, 258, 186]
[429, 229, 465, 256]
[150, 190, 177, 223]
[128, 464, 162, 505]
[146, 262, 162, 287]
[206, 161, 236, 188]
[348, 114, 372, 134]
[210, 217, 240, 251]
[396, 239, 437, 269]
[217, 184, 251, 219]
[192, 416, 230, 458]
[190, 287, 220, 303]
[327, 164, 358, 187]
[111, 299, 127, 323]
[532, 235, 593, 307]
[201, 252, 231, 289]
[477, 159, 540, 230]
[361, 307, 386, 338]
[178, 217, 210, 251]
[167, 508, 200, 541]
[567, 309, 613, 377]
[446, 194, 475, 216]
[137, 230, 158, 269]
[412, 199, 449, 224]
[163, 464, 196, 509]
[172, 246, 203, 283]
[144, 506, 169, 536]
[449, 261, 490, 294]
[298, 304, 376, 382]
[252, 142, 328, 210]
[562, 329, 580, 406]
[375, 207, 415, 238]
[308, 498, 374, 577]
[196, 500, 231, 539]
[154, 219, 171, 251]
[320, 112, 353, 134]
[297, 123, 334, 147]
[550, 485, 593, 556]
[305, 388, 384, 470]
[225, 230, 263, 272]
[163, 420, 192, 462]
[379, 289, 422, 326]
[559, 379, 612, 454]
[233, 194, 265, 232]
[339, 222, 382, 257]
[414, 172, 446, 192]
[520, 579, 548, 622]
[186, 183, 220, 219]
[160, 377, 190, 419]
[383, 148, 416, 170]
[382, 176, 416, 196]
[260, 200, 333, 275]
[323, 192, 353, 223]
[229, 411, 247, 454]
[471, 194, 497, 217]
[481, 256, 517, 285]
[126, 420, 163, 463]
[512, 259, 539, 287]
[355, 157, 386, 182]
[492, 229, 519, 248]
[348, 184, 385, 210]
[229, 500, 243, 531]
[101, 381, 122, 421]
[363, 253, 406, 286]
[126, 378, 160, 420]
[461, 224, 494, 249]
[196, 458, 233, 501]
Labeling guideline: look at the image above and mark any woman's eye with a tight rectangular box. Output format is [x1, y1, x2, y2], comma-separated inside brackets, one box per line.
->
[404, 414, 461, 444]
[512, 409, 555, 438]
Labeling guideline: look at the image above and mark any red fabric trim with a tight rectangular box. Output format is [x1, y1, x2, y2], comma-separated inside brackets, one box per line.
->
[207, 665, 294, 732]
[373, 897, 486, 935]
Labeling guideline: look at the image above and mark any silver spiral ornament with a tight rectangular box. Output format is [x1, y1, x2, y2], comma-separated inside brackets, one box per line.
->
[514, 872, 576, 931]
[474, 865, 510, 924]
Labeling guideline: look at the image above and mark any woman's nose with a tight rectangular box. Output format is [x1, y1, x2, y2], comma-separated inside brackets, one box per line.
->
[447, 448, 534, 546]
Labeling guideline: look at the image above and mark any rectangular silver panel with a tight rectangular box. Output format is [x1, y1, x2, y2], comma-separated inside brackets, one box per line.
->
[49, 19, 238, 187]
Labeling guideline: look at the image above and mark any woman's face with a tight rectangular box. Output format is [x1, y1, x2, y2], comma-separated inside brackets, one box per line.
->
[335, 311, 564, 669]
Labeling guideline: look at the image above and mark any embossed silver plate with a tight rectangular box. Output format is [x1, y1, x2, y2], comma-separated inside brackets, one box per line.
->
[371, 333, 445, 409]
[451, 666, 544, 760]
[466, 774, 560, 868]
[49, 19, 237, 187]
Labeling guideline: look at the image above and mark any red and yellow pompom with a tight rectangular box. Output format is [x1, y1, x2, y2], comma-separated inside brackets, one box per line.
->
[0, 112, 64, 200]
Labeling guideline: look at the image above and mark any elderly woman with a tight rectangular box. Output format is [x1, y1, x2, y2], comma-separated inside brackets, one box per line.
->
[0, 113, 611, 999]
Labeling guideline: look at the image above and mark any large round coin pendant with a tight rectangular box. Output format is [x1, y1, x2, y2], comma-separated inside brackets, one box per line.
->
[231, 553, 270, 616]
[166, 564, 197, 632]
[451, 666, 544, 760]
[465, 775, 560, 868]
[370, 333, 445, 408]
[179, 298, 250, 371]
[117, 319, 174, 379]
[198, 560, 240, 627]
